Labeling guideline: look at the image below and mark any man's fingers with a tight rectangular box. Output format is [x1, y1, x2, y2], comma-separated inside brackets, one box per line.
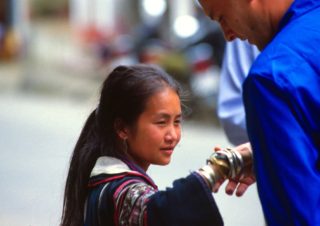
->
[225, 180, 238, 195]
[235, 183, 249, 196]
[235, 176, 256, 196]
[223, 176, 256, 196]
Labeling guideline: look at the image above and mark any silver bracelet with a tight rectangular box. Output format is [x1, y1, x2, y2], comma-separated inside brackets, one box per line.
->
[198, 165, 218, 190]
[207, 148, 246, 179]
[199, 147, 252, 189]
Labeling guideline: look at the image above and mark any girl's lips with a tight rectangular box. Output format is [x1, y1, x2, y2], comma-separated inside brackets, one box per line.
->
[160, 147, 175, 154]
[160, 147, 175, 151]
[161, 149, 174, 156]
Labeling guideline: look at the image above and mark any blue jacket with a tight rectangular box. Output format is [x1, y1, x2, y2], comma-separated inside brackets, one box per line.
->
[243, 0, 320, 225]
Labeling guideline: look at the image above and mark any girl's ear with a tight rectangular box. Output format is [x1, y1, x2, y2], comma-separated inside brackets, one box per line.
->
[114, 118, 129, 139]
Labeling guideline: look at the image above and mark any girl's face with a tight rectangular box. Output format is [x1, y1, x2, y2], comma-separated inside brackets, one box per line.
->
[126, 87, 182, 171]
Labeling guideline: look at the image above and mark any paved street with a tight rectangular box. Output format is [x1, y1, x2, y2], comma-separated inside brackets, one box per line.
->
[0, 91, 264, 226]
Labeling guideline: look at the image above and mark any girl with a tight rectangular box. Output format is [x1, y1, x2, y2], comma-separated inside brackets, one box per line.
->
[61, 64, 251, 226]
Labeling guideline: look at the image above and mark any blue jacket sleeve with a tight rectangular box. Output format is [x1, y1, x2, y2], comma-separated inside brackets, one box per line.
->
[147, 173, 223, 226]
[243, 74, 320, 226]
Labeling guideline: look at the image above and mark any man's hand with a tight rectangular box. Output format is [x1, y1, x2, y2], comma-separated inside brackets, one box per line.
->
[213, 142, 256, 196]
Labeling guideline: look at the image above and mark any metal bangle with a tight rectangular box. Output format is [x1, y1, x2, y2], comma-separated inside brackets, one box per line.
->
[198, 165, 217, 190]
[207, 148, 246, 179]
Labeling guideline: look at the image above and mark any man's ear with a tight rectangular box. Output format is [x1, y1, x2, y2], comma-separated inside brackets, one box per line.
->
[114, 118, 128, 139]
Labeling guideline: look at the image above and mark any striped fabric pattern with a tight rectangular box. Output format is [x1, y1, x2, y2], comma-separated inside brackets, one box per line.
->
[114, 180, 157, 226]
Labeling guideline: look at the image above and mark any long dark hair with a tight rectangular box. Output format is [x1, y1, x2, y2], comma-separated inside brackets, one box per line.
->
[60, 64, 182, 226]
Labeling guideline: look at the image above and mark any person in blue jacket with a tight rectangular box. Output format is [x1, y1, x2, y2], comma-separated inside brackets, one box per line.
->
[198, 0, 320, 225]
[60, 64, 253, 226]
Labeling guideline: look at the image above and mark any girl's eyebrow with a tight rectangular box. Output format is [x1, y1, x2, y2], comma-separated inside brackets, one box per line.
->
[155, 113, 182, 118]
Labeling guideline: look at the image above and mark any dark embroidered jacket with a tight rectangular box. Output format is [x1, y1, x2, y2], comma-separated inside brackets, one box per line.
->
[84, 156, 223, 226]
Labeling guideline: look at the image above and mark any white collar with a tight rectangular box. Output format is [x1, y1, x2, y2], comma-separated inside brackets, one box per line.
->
[90, 156, 132, 177]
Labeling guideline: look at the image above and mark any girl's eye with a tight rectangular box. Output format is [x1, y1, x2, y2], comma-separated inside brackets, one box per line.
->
[174, 119, 182, 125]
[156, 121, 166, 125]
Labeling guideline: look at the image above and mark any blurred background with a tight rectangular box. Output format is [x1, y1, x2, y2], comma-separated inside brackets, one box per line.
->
[1, 0, 226, 117]
[0, 0, 264, 225]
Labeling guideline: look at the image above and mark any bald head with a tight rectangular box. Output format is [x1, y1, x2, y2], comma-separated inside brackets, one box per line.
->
[198, 0, 294, 50]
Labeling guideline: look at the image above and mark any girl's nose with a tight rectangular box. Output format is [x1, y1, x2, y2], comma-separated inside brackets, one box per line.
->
[165, 125, 180, 142]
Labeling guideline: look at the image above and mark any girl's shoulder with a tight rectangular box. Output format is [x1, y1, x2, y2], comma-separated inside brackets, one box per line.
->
[89, 156, 157, 189]
[85, 161, 157, 226]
